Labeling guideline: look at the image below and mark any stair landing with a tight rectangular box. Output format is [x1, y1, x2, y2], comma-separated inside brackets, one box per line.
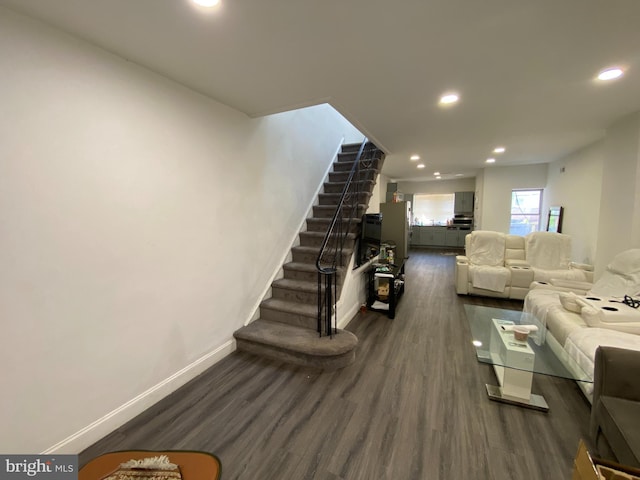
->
[234, 320, 358, 370]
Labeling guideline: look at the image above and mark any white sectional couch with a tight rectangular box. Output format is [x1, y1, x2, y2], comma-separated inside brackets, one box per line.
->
[523, 248, 640, 401]
[456, 231, 593, 300]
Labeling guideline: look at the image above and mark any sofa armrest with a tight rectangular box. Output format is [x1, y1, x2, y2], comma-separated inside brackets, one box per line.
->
[455, 257, 470, 294]
[593, 346, 640, 404]
[456, 255, 469, 264]
[549, 279, 593, 289]
[570, 262, 595, 282]
[590, 346, 640, 465]
[528, 280, 592, 294]
[571, 262, 594, 272]
[549, 279, 594, 292]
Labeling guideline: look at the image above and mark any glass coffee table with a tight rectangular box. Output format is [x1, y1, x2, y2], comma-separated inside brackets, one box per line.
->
[464, 304, 592, 412]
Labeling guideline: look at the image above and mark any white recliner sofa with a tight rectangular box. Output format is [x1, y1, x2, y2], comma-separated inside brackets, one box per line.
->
[510, 231, 594, 283]
[456, 230, 593, 300]
[523, 248, 640, 401]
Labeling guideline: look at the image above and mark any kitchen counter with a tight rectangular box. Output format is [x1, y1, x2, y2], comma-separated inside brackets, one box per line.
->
[411, 225, 472, 248]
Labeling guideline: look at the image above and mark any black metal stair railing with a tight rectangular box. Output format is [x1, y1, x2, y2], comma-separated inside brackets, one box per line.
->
[315, 138, 380, 337]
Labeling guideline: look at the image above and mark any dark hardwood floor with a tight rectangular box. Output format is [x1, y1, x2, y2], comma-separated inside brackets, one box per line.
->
[79, 249, 592, 479]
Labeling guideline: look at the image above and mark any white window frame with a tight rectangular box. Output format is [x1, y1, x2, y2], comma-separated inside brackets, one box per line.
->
[509, 189, 543, 235]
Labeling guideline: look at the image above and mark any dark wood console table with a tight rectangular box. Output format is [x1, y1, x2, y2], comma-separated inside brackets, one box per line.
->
[366, 260, 406, 319]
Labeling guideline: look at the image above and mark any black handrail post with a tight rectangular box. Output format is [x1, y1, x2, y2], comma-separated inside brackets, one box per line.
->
[326, 274, 332, 338]
[317, 271, 322, 337]
[333, 271, 338, 336]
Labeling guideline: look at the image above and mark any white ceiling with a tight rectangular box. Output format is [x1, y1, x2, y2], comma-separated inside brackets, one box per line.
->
[3, 0, 640, 182]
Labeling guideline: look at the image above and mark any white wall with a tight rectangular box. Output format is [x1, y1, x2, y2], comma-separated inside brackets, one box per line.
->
[474, 171, 485, 230]
[544, 141, 604, 265]
[367, 174, 384, 214]
[367, 173, 390, 214]
[595, 112, 640, 275]
[0, 8, 363, 454]
[479, 164, 548, 233]
[336, 257, 371, 330]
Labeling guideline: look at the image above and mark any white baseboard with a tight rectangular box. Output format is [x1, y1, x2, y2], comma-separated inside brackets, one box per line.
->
[42, 339, 236, 454]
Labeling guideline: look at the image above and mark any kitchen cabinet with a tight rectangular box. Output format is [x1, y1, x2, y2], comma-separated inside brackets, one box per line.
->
[410, 226, 423, 246]
[411, 226, 471, 247]
[412, 226, 445, 246]
[445, 228, 459, 247]
[409, 227, 421, 246]
[455, 191, 474, 214]
[458, 229, 471, 247]
[425, 227, 446, 246]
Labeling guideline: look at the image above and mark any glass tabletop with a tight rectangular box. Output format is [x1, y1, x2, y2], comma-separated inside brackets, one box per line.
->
[464, 304, 592, 383]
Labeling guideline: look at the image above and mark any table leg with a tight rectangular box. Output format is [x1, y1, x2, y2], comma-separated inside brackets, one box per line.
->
[486, 364, 549, 412]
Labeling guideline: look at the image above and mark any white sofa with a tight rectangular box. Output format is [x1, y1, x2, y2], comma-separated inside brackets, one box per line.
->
[523, 248, 640, 401]
[456, 231, 593, 300]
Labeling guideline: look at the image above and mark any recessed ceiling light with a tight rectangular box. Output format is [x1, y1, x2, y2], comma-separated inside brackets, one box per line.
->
[597, 67, 624, 81]
[439, 92, 460, 105]
[486, 158, 496, 164]
[455, 174, 463, 177]
[417, 164, 425, 169]
[410, 155, 420, 161]
[193, 0, 221, 7]
[433, 171, 440, 176]
[493, 146, 506, 154]
[436, 176, 442, 179]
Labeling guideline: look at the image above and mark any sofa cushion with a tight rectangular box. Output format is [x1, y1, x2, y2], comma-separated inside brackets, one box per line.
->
[525, 232, 572, 270]
[533, 268, 589, 284]
[594, 395, 640, 467]
[468, 231, 506, 266]
[505, 234, 526, 261]
[469, 265, 510, 292]
[592, 270, 640, 297]
[592, 249, 640, 297]
[608, 249, 640, 275]
[559, 292, 582, 313]
[523, 288, 587, 345]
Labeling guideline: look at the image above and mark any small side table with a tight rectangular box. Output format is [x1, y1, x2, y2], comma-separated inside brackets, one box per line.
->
[366, 260, 406, 319]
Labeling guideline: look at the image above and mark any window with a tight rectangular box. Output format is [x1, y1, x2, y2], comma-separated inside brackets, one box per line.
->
[509, 189, 542, 235]
[413, 194, 455, 226]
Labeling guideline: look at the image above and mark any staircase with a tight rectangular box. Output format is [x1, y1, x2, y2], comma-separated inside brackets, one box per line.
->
[233, 141, 384, 370]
